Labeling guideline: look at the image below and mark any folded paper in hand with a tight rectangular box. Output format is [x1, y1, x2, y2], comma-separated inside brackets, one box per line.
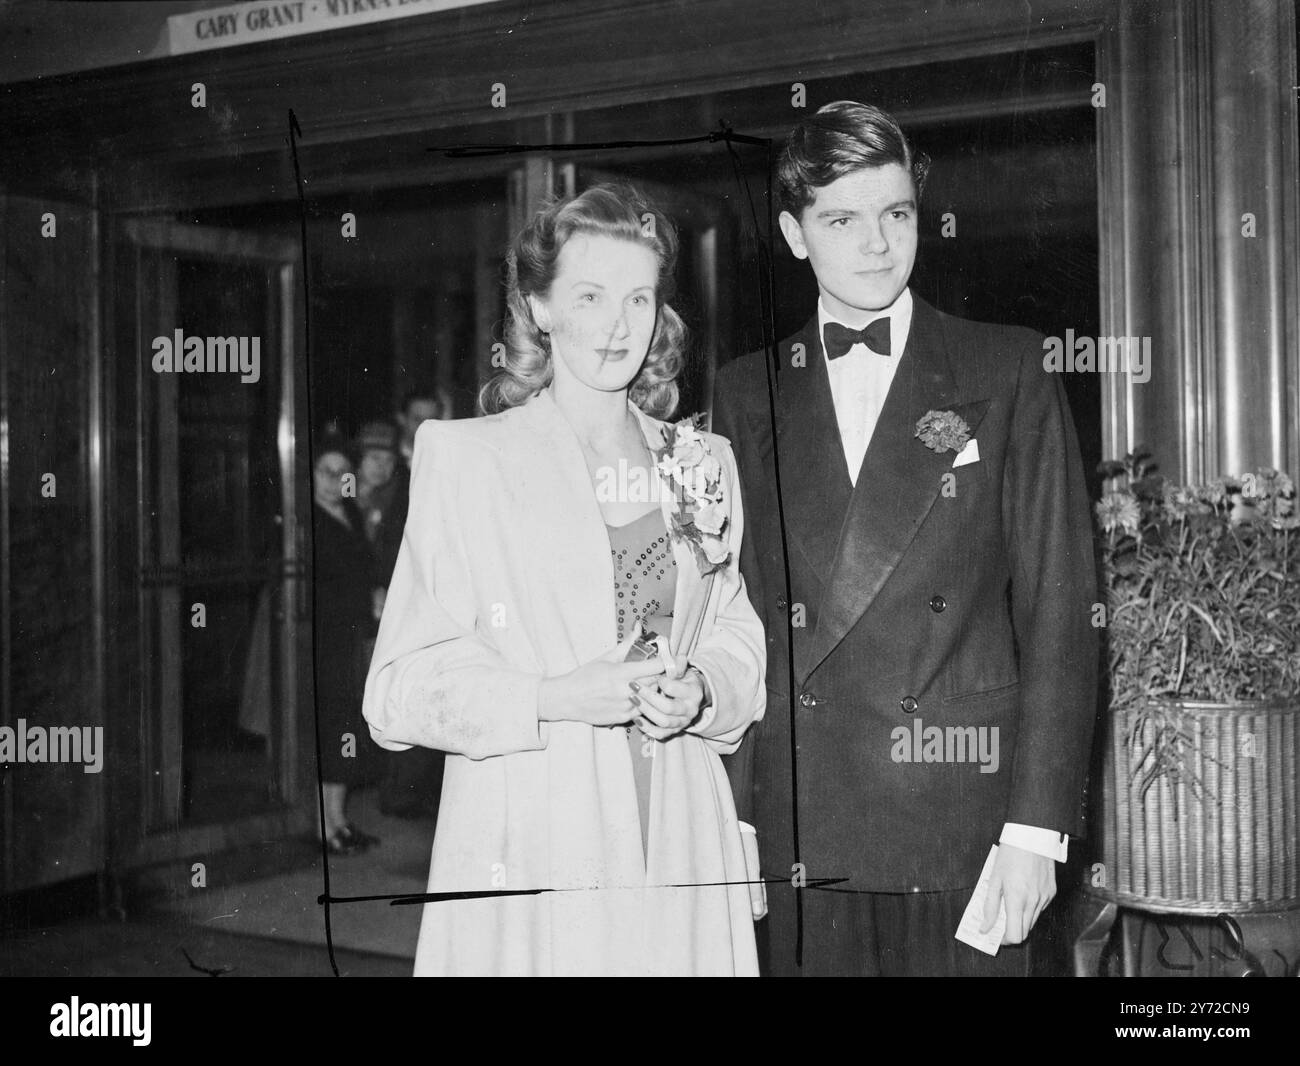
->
[739, 821, 767, 921]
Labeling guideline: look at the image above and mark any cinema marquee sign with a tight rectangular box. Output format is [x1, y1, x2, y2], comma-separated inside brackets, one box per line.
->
[166, 0, 502, 55]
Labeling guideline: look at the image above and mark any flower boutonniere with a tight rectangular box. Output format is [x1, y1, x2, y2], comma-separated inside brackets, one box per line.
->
[654, 414, 731, 576]
[915, 409, 971, 455]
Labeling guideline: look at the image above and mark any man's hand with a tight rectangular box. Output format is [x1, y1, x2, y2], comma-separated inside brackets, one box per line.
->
[981, 843, 1055, 945]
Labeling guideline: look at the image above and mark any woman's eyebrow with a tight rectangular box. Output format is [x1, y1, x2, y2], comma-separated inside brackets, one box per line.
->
[569, 281, 655, 293]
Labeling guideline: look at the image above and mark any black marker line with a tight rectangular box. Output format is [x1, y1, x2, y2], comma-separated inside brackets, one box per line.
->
[180, 947, 231, 977]
[326, 123, 827, 975]
[428, 130, 770, 158]
[444, 123, 818, 970]
[316, 876, 847, 908]
[763, 134, 807, 973]
[720, 127, 804, 969]
[287, 107, 341, 979]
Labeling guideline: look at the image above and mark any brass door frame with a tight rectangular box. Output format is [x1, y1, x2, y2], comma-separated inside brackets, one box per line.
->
[114, 218, 309, 868]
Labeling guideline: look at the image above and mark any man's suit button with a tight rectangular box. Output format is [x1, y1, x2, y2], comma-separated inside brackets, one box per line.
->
[929, 595, 946, 613]
[900, 696, 919, 714]
[799, 692, 816, 708]
[776, 595, 788, 610]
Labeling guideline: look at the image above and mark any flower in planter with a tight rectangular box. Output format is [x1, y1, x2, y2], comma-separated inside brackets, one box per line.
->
[1198, 478, 1230, 508]
[1257, 468, 1295, 498]
[1160, 484, 1207, 521]
[1097, 450, 1300, 708]
[1095, 490, 1141, 535]
[1097, 453, 1299, 908]
[1247, 468, 1297, 526]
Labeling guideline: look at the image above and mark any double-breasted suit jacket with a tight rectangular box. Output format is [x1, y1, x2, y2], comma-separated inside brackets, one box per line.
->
[363, 387, 766, 975]
[713, 293, 1099, 893]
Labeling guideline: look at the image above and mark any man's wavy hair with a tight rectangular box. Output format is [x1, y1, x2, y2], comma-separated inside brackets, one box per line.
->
[480, 182, 686, 419]
[777, 100, 930, 219]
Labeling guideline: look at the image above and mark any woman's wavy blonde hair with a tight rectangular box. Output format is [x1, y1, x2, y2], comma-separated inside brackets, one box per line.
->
[479, 182, 687, 418]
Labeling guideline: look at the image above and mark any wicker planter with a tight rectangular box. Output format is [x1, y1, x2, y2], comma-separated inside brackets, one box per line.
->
[1095, 698, 1300, 914]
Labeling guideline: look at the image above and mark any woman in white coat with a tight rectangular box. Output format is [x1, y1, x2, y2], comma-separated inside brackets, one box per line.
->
[363, 183, 766, 976]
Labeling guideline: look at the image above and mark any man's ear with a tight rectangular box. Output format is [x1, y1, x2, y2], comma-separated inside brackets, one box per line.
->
[526, 293, 552, 333]
[778, 210, 808, 260]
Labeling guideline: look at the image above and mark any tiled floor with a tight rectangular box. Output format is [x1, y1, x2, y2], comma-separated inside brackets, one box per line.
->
[9, 782, 1295, 977]
[148, 787, 435, 959]
[0, 915, 409, 977]
[2, 787, 436, 977]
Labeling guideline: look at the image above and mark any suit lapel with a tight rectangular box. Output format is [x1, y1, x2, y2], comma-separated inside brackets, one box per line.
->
[802, 296, 990, 680]
[770, 317, 854, 581]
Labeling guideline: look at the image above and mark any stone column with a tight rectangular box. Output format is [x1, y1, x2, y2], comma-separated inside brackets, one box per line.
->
[1097, 0, 1299, 482]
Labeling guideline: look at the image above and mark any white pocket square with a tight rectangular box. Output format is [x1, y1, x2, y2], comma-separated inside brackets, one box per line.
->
[952, 438, 980, 467]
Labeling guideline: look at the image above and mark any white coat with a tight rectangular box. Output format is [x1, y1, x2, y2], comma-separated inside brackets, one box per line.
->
[362, 387, 766, 975]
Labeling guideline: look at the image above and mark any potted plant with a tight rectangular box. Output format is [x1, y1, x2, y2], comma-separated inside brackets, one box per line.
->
[1093, 450, 1299, 914]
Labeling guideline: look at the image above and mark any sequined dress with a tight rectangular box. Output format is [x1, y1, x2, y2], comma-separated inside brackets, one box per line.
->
[606, 507, 676, 859]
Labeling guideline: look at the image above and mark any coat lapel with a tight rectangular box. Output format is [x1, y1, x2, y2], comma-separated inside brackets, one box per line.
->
[801, 296, 990, 680]
[515, 391, 620, 659]
[770, 316, 854, 580]
[521, 388, 718, 662]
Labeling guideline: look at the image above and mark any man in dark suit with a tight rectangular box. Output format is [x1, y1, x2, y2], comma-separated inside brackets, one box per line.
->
[713, 101, 1098, 976]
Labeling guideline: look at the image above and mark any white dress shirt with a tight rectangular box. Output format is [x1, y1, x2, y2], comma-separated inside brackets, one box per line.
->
[817, 287, 1068, 865]
[818, 289, 911, 486]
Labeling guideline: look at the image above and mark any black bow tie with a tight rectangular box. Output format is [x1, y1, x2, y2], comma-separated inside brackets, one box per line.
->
[823, 318, 891, 359]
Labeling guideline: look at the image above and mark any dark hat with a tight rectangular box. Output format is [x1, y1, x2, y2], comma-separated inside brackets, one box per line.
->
[314, 433, 357, 467]
[357, 419, 398, 454]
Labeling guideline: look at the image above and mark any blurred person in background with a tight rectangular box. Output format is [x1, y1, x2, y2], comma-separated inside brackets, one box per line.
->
[356, 418, 400, 561]
[312, 435, 384, 853]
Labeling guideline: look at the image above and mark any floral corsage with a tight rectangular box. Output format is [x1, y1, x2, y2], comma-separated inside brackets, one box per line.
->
[654, 414, 731, 575]
[915, 409, 971, 454]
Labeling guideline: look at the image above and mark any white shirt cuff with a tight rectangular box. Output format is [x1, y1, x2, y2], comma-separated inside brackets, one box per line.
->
[999, 822, 1068, 862]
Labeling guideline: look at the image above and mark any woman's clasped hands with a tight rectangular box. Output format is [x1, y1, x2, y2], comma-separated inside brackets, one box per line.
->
[537, 632, 707, 739]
